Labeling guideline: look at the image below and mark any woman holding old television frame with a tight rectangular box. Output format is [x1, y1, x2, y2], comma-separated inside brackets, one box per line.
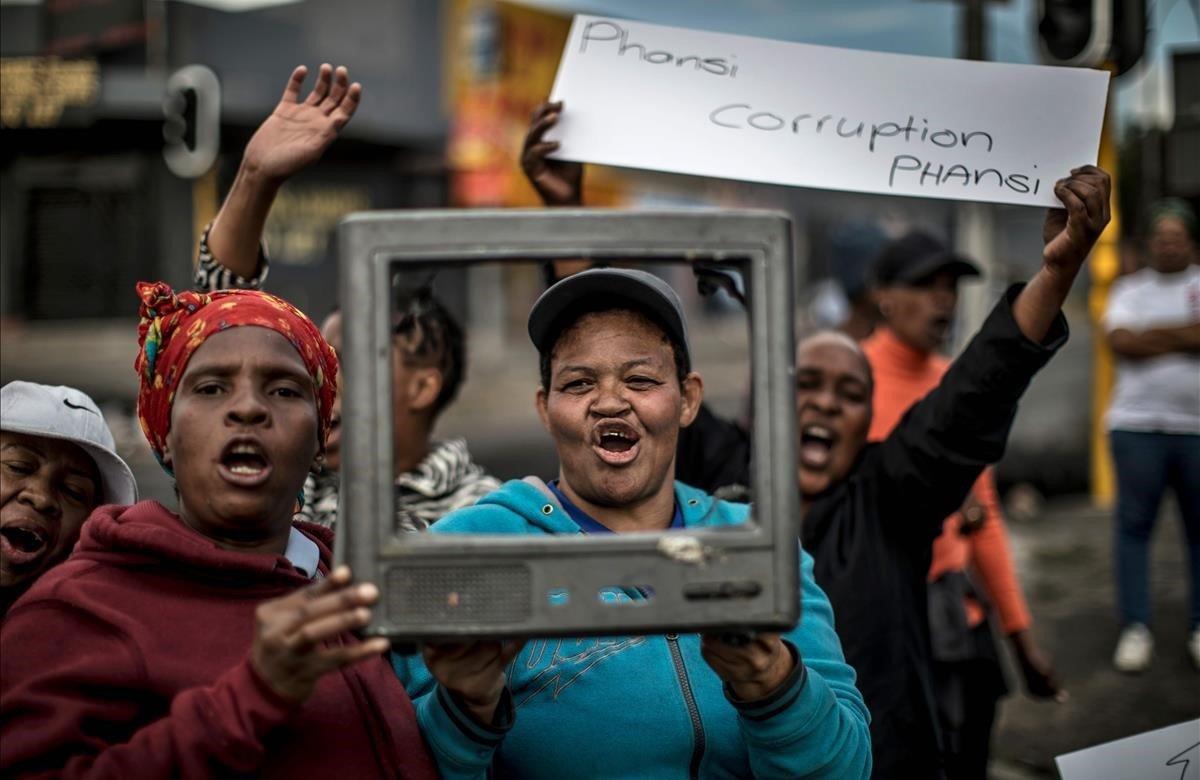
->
[392, 267, 872, 779]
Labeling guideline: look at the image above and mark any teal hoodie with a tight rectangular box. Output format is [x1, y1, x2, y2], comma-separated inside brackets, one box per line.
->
[392, 479, 871, 779]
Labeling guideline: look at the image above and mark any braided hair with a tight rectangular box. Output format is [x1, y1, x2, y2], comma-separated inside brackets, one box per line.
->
[392, 285, 466, 418]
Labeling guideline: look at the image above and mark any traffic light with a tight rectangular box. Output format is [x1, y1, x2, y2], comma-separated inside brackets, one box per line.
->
[163, 65, 220, 178]
[1036, 0, 1145, 75]
[1110, 0, 1146, 77]
[1037, 0, 1111, 67]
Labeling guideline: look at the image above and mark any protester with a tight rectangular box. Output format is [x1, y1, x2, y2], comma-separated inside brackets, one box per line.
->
[195, 63, 498, 530]
[316, 290, 499, 531]
[864, 231, 1064, 779]
[394, 268, 873, 778]
[520, 101, 1112, 778]
[786, 163, 1107, 777]
[1, 381, 137, 617]
[1104, 197, 1200, 673]
[0, 283, 436, 777]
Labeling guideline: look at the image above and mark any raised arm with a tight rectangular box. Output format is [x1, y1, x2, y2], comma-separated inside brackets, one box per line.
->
[196, 64, 361, 290]
[520, 101, 594, 283]
[872, 167, 1112, 536]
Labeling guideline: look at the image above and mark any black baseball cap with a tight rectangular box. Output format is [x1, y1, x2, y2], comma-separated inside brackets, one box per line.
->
[528, 268, 691, 364]
[872, 231, 980, 287]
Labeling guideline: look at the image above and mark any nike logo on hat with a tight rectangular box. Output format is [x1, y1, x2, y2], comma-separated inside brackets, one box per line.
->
[63, 398, 98, 415]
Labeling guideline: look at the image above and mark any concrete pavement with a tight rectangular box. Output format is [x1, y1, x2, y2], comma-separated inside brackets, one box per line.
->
[990, 498, 1200, 777]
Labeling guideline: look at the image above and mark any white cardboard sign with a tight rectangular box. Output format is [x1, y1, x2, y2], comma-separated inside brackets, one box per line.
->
[1055, 720, 1200, 780]
[547, 15, 1110, 207]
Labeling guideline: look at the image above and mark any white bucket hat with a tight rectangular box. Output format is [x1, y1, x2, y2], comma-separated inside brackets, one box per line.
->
[1, 381, 138, 505]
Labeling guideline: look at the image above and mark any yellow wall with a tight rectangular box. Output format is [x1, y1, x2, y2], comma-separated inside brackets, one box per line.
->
[1089, 86, 1121, 508]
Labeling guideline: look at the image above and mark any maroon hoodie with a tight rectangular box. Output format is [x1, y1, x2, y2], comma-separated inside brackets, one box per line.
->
[0, 501, 437, 779]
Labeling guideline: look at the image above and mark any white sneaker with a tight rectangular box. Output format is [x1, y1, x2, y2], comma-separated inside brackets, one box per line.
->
[1113, 623, 1154, 673]
[1188, 629, 1200, 671]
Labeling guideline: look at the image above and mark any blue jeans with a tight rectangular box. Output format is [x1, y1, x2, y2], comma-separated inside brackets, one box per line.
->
[1110, 430, 1200, 631]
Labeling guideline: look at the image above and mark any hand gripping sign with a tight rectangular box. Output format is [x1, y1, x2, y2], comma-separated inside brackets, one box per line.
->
[337, 209, 799, 642]
[546, 16, 1109, 208]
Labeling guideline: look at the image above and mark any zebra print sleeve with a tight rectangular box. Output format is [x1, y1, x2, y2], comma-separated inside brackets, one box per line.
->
[193, 222, 271, 292]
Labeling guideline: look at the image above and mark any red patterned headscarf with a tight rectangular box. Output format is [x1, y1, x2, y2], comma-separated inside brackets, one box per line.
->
[134, 281, 338, 471]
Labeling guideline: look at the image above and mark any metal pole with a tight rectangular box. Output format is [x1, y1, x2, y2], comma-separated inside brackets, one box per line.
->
[961, 0, 987, 61]
[1089, 78, 1121, 507]
[953, 0, 992, 352]
[144, 0, 168, 73]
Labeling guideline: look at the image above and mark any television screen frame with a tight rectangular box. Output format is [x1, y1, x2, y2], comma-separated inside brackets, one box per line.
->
[337, 208, 800, 642]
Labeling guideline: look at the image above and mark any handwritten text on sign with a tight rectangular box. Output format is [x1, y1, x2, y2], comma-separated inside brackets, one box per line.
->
[1055, 720, 1199, 780]
[547, 16, 1110, 207]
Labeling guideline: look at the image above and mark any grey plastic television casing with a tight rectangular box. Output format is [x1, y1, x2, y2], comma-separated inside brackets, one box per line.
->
[336, 208, 799, 641]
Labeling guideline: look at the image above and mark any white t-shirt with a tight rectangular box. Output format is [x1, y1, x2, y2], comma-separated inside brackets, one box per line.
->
[1104, 265, 1200, 435]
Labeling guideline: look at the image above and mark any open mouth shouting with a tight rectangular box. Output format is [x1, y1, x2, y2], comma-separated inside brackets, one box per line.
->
[592, 420, 642, 466]
[217, 437, 274, 488]
[0, 518, 52, 570]
[799, 423, 838, 470]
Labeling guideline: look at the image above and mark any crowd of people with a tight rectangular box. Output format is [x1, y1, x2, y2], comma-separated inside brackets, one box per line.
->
[2, 59, 1193, 779]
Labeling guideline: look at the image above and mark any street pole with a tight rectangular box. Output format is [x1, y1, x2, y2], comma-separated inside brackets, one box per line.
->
[1088, 82, 1121, 507]
[953, 0, 996, 357]
[144, 0, 168, 73]
[960, 0, 987, 60]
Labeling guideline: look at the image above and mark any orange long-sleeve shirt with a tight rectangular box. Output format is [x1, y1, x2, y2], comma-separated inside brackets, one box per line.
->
[862, 326, 1032, 634]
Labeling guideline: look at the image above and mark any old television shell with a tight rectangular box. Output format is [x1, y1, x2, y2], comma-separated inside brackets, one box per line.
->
[337, 209, 800, 642]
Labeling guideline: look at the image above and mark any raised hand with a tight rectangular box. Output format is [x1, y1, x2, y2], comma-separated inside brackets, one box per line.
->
[250, 566, 389, 704]
[242, 64, 363, 185]
[521, 101, 584, 206]
[1042, 165, 1111, 278]
[1012, 165, 1112, 342]
[700, 632, 795, 701]
[423, 640, 525, 725]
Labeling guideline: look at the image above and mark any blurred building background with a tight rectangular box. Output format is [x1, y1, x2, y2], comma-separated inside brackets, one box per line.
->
[0, 0, 446, 356]
[3, 0, 1196, 501]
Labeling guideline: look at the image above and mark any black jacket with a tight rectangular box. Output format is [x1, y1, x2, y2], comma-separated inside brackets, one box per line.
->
[676, 285, 1066, 778]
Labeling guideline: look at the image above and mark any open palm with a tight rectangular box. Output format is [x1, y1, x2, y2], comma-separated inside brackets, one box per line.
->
[243, 64, 362, 183]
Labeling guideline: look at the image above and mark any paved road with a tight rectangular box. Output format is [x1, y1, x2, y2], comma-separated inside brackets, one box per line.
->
[990, 498, 1200, 777]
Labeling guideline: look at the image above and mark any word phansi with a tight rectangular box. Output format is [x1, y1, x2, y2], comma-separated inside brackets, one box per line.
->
[889, 156, 1042, 195]
[580, 20, 738, 78]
